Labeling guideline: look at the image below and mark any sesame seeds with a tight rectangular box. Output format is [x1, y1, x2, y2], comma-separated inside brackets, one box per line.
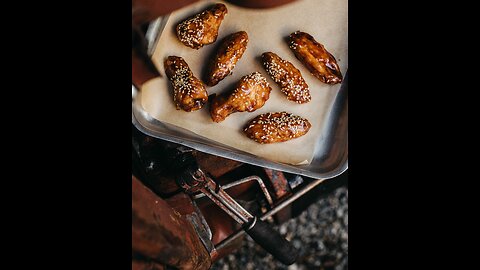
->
[176, 4, 227, 49]
[242, 72, 269, 87]
[244, 112, 311, 143]
[170, 66, 194, 99]
[211, 71, 270, 122]
[217, 62, 228, 69]
[289, 31, 308, 51]
[165, 57, 207, 112]
[230, 72, 270, 104]
[177, 15, 206, 48]
[262, 53, 311, 103]
[289, 41, 298, 50]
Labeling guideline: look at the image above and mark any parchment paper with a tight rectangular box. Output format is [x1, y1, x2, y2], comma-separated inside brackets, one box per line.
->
[140, 0, 348, 165]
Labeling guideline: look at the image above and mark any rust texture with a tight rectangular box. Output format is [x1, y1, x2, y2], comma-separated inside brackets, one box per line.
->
[132, 176, 211, 270]
[199, 199, 239, 244]
[197, 197, 245, 263]
[263, 168, 292, 223]
[263, 168, 291, 200]
[212, 233, 245, 261]
[165, 192, 196, 215]
[132, 260, 165, 270]
[196, 152, 243, 179]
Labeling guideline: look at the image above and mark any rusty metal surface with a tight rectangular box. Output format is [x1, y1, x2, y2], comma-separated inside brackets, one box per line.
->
[142, 165, 219, 260]
[132, 176, 211, 270]
[192, 173, 278, 262]
[193, 176, 273, 207]
[196, 152, 244, 179]
[164, 191, 196, 214]
[205, 185, 253, 224]
[212, 234, 245, 262]
[263, 169, 293, 223]
[263, 169, 291, 200]
[186, 212, 218, 259]
[179, 167, 254, 224]
[132, 260, 165, 270]
[199, 199, 240, 244]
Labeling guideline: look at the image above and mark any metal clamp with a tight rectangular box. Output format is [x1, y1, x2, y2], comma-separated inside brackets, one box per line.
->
[178, 167, 253, 224]
[193, 175, 274, 207]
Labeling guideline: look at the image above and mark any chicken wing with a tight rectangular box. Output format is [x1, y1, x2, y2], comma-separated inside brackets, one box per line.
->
[210, 72, 271, 122]
[244, 112, 311, 144]
[205, 31, 249, 86]
[164, 56, 208, 112]
[176, 3, 228, 49]
[261, 52, 311, 103]
[288, 31, 342, 84]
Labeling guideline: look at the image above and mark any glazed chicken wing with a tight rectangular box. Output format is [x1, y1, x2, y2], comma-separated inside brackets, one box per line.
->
[261, 52, 311, 103]
[210, 72, 271, 122]
[205, 31, 249, 86]
[164, 56, 208, 112]
[176, 3, 228, 49]
[244, 112, 311, 144]
[288, 31, 342, 84]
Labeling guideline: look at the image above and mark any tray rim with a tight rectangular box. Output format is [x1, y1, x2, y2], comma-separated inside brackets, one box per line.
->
[132, 83, 348, 179]
[132, 2, 348, 180]
[132, 109, 347, 179]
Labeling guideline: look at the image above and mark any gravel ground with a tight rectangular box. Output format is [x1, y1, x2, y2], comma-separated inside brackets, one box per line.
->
[211, 186, 348, 270]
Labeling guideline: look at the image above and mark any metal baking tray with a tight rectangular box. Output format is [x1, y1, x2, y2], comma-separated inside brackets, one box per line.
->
[132, 14, 348, 180]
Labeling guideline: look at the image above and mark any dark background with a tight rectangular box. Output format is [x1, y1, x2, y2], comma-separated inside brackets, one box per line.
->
[3, 0, 474, 269]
